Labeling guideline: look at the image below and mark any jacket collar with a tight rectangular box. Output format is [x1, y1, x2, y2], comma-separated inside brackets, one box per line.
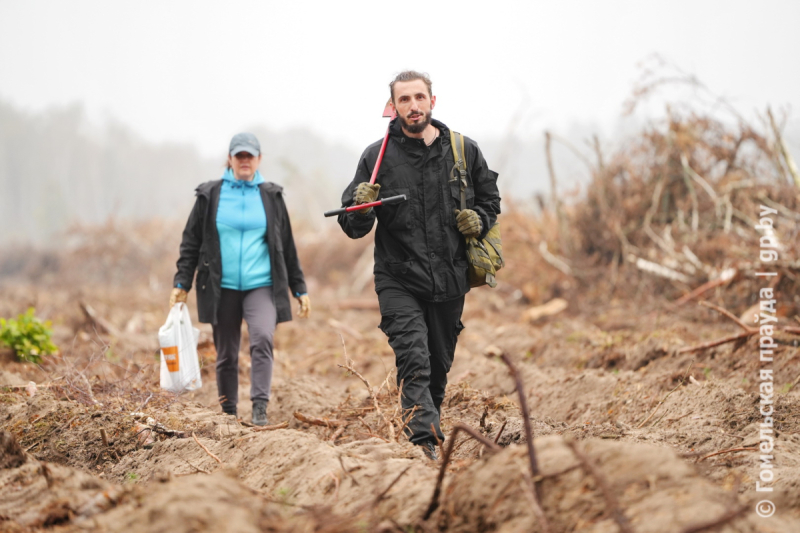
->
[222, 168, 265, 188]
[195, 177, 282, 198]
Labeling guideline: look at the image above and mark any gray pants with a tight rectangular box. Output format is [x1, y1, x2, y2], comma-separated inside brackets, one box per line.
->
[213, 286, 276, 412]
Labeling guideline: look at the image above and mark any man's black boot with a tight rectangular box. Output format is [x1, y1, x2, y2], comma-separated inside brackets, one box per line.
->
[252, 400, 268, 427]
[222, 405, 237, 418]
[420, 440, 438, 461]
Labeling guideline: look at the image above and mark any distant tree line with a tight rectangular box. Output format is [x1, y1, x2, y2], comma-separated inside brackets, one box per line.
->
[0, 100, 358, 245]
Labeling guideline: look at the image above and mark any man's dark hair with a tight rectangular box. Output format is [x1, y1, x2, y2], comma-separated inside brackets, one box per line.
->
[389, 71, 433, 102]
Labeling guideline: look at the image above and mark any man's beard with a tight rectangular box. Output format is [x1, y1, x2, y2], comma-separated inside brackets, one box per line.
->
[402, 110, 432, 134]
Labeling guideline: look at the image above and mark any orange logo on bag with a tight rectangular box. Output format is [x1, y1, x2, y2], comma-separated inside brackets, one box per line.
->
[161, 346, 180, 372]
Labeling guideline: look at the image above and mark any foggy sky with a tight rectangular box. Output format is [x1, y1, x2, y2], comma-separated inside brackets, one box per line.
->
[1, 0, 799, 158]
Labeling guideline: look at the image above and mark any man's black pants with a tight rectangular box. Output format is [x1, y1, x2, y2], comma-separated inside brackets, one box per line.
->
[378, 286, 465, 445]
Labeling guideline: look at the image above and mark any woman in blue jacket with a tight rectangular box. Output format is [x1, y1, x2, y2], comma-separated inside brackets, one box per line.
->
[170, 132, 310, 426]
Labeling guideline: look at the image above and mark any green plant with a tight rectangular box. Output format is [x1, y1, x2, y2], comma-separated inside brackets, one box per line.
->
[0, 308, 58, 364]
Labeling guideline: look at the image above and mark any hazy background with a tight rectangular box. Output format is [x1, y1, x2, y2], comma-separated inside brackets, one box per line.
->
[1, 0, 798, 244]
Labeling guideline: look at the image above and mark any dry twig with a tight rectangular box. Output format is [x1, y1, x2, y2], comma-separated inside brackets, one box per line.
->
[679, 302, 758, 354]
[423, 423, 500, 520]
[699, 446, 757, 462]
[294, 412, 347, 428]
[497, 353, 551, 533]
[329, 425, 347, 442]
[374, 465, 412, 504]
[494, 420, 508, 444]
[251, 421, 289, 432]
[699, 301, 754, 332]
[337, 337, 396, 440]
[192, 432, 223, 464]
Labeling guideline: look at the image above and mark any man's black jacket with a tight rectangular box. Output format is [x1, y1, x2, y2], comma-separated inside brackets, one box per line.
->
[338, 118, 501, 302]
[174, 180, 307, 325]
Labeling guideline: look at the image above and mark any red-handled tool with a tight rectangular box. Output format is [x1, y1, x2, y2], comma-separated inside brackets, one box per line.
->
[325, 101, 405, 217]
[324, 194, 407, 217]
[368, 101, 397, 185]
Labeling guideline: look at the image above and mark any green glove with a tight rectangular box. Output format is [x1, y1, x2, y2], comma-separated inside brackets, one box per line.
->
[455, 209, 482, 237]
[353, 182, 381, 215]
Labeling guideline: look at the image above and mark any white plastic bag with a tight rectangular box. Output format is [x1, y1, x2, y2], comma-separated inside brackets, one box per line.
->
[158, 303, 202, 392]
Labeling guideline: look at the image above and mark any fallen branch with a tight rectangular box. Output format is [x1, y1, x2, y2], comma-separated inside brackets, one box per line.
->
[374, 465, 412, 504]
[564, 437, 633, 533]
[337, 340, 395, 440]
[538, 241, 572, 276]
[523, 298, 568, 323]
[630, 255, 692, 283]
[497, 353, 550, 533]
[699, 301, 754, 333]
[423, 423, 500, 520]
[192, 432, 223, 464]
[395, 405, 418, 441]
[294, 412, 347, 428]
[329, 425, 347, 442]
[680, 153, 718, 200]
[674, 269, 736, 306]
[498, 354, 541, 478]
[178, 452, 210, 474]
[353, 432, 390, 443]
[136, 393, 154, 412]
[679, 302, 758, 354]
[678, 331, 755, 354]
[494, 420, 508, 444]
[699, 446, 757, 462]
[251, 421, 289, 432]
[337, 455, 360, 487]
[337, 340, 373, 394]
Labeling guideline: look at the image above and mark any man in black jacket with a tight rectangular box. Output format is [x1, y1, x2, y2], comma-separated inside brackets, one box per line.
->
[338, 71, 501, 460]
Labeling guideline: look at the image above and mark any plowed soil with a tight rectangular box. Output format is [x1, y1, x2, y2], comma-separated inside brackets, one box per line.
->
[1, 211, 799, 533]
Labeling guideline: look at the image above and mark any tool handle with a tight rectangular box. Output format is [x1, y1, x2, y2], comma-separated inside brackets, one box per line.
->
[369, 125, 391, 185]
[323, 194, 407, 217]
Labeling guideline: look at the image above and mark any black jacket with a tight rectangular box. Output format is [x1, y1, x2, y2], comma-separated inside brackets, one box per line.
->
[338, 118, 501, 302]
[174, 180, 307, 325]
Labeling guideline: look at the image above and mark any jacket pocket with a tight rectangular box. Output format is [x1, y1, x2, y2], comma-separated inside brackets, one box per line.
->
[377, 187, 414, 231]
[449, 178, 475, 212]
[196, 267, 209, 291]
[387, 260, 413, 276]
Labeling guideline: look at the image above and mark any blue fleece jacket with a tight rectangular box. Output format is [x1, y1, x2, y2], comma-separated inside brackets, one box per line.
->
[216, 169, 272, 291]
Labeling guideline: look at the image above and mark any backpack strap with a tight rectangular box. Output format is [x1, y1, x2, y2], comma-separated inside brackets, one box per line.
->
[449, 131, 468, 211]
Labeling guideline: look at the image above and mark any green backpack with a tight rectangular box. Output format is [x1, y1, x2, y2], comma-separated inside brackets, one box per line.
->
[449, 131, 504, 288]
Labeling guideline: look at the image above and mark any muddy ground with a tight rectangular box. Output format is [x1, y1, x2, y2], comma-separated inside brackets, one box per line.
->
[1, 213, 800, 533]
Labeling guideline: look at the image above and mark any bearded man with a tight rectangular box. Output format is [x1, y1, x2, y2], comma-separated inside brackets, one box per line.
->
[337, 71, 501, 460]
